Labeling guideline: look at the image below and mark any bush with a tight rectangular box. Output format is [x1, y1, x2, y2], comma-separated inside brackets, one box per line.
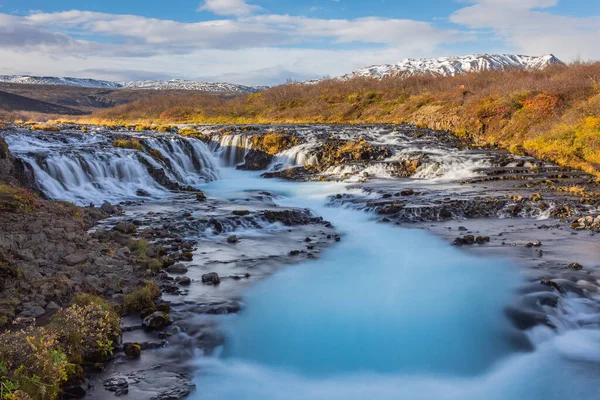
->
[123, 281, 161, 314]
[29, 124, 60, 132]
[112, 139, 143, 151]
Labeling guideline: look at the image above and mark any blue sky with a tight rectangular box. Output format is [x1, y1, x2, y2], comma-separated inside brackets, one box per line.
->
[0, 0, 598, 85]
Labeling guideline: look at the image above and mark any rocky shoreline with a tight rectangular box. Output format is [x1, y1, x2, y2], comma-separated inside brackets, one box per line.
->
[1, 123, 599, 399]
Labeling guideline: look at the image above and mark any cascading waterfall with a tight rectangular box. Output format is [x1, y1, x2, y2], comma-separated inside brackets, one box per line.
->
[269, 144, 319, 171]
[3, 130, 219, 204]
[212, 134, 253, 166]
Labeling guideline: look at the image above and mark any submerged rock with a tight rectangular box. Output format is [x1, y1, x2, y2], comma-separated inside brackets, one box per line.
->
[202, 272, 221, 285]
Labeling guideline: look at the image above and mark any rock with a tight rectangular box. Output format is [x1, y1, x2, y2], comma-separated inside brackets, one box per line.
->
[475, 236, 490, 244]
[113, 222, 137, 234]
[167, 263, 188, 274]
[46, 301, 60, 310]
[63, 379, 92, 398]
[196, 192, 207, 201]
[209, 219, 223, 234]
[237, 149, 274, 171]
[155, 302, 171, 313]
[104, 376, 129, 396]
[289, 250, 301, 256]
[100, 201, 119, 214]
[63, 253, 87, 266]
[150, 383, 195, 400]
[123, 343, 141, 359]
[568, 262, 583, 271]
[136, 189, 151, 197]
[176, 276, 191, 286]
[541, 279, 561, 291]
[458, 226, 468, 231]
[142, 311, 173, 330]
[232, 210, 250, 216]
[201, 272, 220, 285]
[400, 189, 415, 196]
[227, 235, 239, 244]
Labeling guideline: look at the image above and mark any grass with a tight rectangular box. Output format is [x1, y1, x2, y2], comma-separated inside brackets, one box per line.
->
[112, 138, 143, 151]
[122, 281, 161, 314]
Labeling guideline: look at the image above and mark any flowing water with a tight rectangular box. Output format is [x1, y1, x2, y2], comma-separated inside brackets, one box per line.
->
[4, 127, 600, 399]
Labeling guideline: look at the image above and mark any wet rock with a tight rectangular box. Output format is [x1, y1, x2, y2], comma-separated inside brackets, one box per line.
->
[142, 311, 173, 330]
[238, 149, 274, 171]
[541, 279, 561, 292]
[195, 192, 207, 202]
[475, 236, 490, 244]
[100, 201, 119, 215]
[453, 235, 475, 246]
[227, 235, 239, 244]
[208, 219, 223, 234]
[123, 343, 141, 359]
[289, 250, 301, 256]
[505, 307, 552, 330]
[568, 262, 583, 271]
[63, 379, 92, 398]
[150, 382, 195, 400]
[113, 222, 137, 234]
[136, 189, 151, 197]
[175, 276, 191, 286]
[103, 376, 129, 396]
[155, 303, 171, 313]
[196, 300, 242, 314]
[232, 210, 250, 216]
[202, 272, 221, 285]
[167, 263, 188, 274]
[400, 189, 415, 196]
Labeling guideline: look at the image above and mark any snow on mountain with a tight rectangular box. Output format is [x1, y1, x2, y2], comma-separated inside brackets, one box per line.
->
[339, 54, 564, 81]
[0, 75, 260, 93]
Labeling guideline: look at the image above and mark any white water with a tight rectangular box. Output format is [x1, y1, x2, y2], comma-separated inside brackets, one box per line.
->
[188, 170, 600, 400]
[211, 134, 252, 166]
[3, 131, 219, 204]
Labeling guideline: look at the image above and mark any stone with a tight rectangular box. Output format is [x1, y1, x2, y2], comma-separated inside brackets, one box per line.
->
[176, 276, 191, 286]
[103, 376, 129, 396]
[201, 272, 220, 285]
[568, 262, 583, 271]
[232, 210, 250, 216]
[167, 263, 188, 274]
[136, 189, 151, 197]
[123, 342, 141, 359]
[142, 311, 173, 330]
[63, 253, 87, 266]
[113, 222, 137, 234]
[227, 235, 239, 244]
[475, 236, 490, 244]
[196, 192, 207, 201]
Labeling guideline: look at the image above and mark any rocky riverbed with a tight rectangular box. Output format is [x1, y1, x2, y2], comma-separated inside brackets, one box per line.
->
[1, 123, 600, 399]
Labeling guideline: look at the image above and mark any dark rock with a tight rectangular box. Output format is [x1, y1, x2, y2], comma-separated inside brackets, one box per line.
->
[202, 272, 220, 285]
[113, 222, 137, 234]
[176, 276, 191, 286]
[567, 262, 583, 271]
[289, 250, 301, 256]
[142, 311, 173, 329]
[150, 382, 195, 400]
[196, 192, 207, 201]
[155, 302, 171, 313]
[400, 189, 415, 196]
[237, 149, 274, 171]
[104, 376, 129, 396]
[136, 189, 151, 197]
[123, 343, 141, 359]
[227, 235, 239, 244]
[63, 379, 92, 398]
[63, 253, 87, 266]
[505, 307, 552, 330]
[541, 279, 561, 291]
[167, 263, 188, 274]
[475, 236, 490, 244]
[232, 210, 250, 216]
[208, 219, 223, 234]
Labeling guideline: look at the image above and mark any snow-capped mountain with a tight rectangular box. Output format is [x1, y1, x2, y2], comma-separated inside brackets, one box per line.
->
[338, 54, 563, 80]
[0, 75, 260, 93]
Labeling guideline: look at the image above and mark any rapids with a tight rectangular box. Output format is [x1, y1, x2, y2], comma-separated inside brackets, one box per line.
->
[3, 126, 600, 400]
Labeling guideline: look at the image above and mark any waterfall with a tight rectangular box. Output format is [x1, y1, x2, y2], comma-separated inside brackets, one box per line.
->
[3, 130, 220, 205]
[269, 144, 319, 171]
[212, 134, 253, 166]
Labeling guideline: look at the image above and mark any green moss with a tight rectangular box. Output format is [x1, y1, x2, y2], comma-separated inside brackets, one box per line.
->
[112, 139, 143, 151]
[123, 281, 161, 315]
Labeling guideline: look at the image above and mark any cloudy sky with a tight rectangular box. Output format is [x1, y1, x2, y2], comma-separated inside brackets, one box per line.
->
[0, 0, 598, 85]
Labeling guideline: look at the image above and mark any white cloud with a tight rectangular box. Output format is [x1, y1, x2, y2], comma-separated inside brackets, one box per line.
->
[198, 0, 262, 16]
[450, 0, 600, 61]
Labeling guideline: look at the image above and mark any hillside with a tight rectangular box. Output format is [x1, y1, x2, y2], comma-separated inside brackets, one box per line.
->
[0, 90, 86, 115]
[81, 62, 600, 178]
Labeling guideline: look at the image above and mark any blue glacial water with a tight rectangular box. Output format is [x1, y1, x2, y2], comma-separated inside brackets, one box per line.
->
[192, 169, 600, 400]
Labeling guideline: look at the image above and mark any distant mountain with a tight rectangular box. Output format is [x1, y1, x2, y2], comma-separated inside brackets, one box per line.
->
[309, 54, 563, 83]
[0, 75, 260, 93]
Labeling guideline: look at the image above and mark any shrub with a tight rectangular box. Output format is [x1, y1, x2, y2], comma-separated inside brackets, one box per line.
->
[128, 239, 150, 256]
[112, 139, 143, 151]
[0, 185, 41, 213]
[123, 281, 161, 314]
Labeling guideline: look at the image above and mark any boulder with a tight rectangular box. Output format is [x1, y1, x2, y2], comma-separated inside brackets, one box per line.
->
[142, 311, 173, 330]
[227, 235, 239, 244]
[167, 263, 188, 274]
[123, 342, 141, 359]
[113, 222, 137, 234]
[201, 272, 220, 285]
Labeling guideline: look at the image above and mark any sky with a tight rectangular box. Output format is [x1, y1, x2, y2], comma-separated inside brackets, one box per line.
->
[0, 0, 599, 85]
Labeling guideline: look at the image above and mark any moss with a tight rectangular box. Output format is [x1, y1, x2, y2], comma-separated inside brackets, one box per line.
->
[29, 124, 60, 132]
[112, 139, 143, 151]
[123, 281, 161, 315]
[128, 239, 150, 256]
[148, 148, 166, 162]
